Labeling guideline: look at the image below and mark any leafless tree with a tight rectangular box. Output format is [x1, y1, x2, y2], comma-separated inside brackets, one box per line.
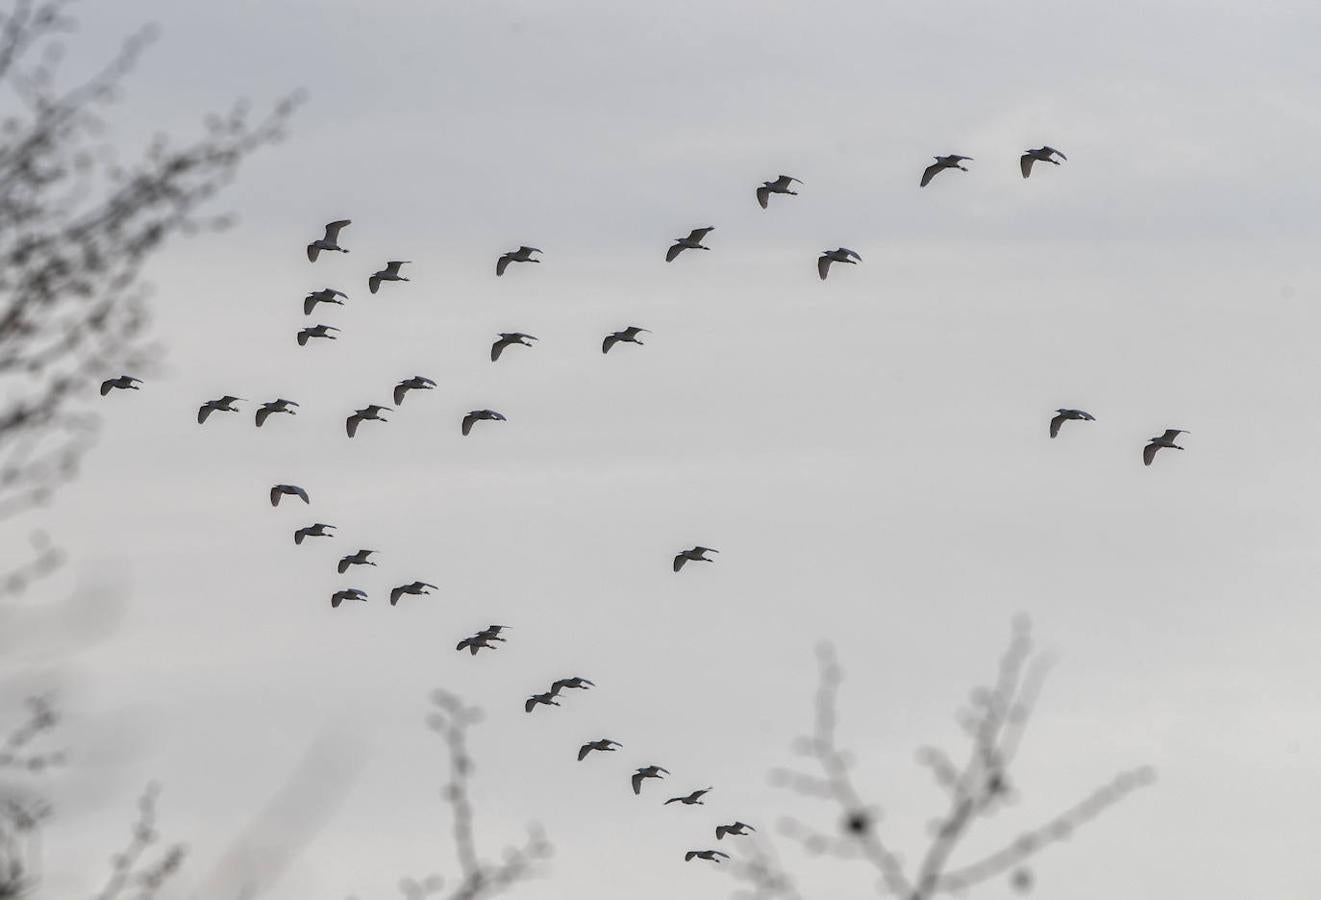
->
[729, 618, 1154, 900]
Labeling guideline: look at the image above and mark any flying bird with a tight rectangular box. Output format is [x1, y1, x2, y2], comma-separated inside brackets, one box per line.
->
[477, 624, 510, 642]
[1143, 429, 1189, 466]
[393, 376, 436, 406]
[496, 246, 542, 276]
[1049, 408, 1095, 439]
[198, 395, 245, 424]
[920, 155, 973, 187]
[550, 677, 595, 695]
[368, 260, 410, 294]
[757, 174, 802, 209]
[673, 546, 718, 573]
[715, 822, 756, 840]
[525, 692, 561, 713]
[666, 227, 714, 262]
[577, 739, 622, 761]
[330, 588, 367, 609]
[307, 220, 351, 262]
[303, 288, 347, 316]
[255, 398, 299, 428]
[665, 787, 713, 806]
[297, 324, 339, 347]
[461, 409, 506, 436]
[1021, 146, 1067, 179]
[270, 484, 309, 507]
[684, 850, 730, 864]
[294, 523, 335, 545]
[632, 766, 670, 795]
[346, 405, 390, 438]
[338, 549, 378, 574]
[603, 326, 650, 354]
[100, 375, 142, 396]
[389, 581, 436, 607]
[456, 634, 499, 656]
[491, 333, 538, 362]
[817, 247, 862, 280]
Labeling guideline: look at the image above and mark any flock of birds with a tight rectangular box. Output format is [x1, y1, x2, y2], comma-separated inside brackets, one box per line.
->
[93, 146, 1192, 869]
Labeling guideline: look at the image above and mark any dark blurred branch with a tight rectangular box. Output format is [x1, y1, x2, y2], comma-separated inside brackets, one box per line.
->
[91, 783, 186, 900]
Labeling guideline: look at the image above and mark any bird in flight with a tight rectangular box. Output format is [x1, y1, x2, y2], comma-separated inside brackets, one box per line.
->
[338, 549, 378, 574]
[456, 634, 499, 656]
[303, 288, 347, 316]
[665, 787, 713, 806]
[307, 220, 351, 262]
[269, 484, 309, 507]
[462, 409, 506, 436]
[496, 246, 542, 276]
[818, 247, 862, 281]
[294, 523, 335, 545]
[393, 377, 436, 406]
[477, 624, 510, 642]
[666, 227, 714, 262]
[757, 174, 802, 209]
[297, 324, 339, 347]
[369, 260, 411, 295]
[632, 766, 670, 795]
[491, 333, 538, 362]
[1020, 146, 1067, 179]
[330, 588, 367, 609]
[100, 375, 142, 396]
[715, 821, 756, 840]
[346, 405, 390, 438]
[525, 692, 561, 713]
[1049, 408, 1095, 439]
[674, 546, 718, 573]
[255, 398, 299, 428]
[577, 739, 622, 761]
[1143, 429, 1189, 466]
[550, 677, 594, 695]
[684, 850, 731, 864]
[920, 155, 973, 187]
[198, 395, 245, 424]
[603, 326, 650, 355]
[389, 581, 437, 607]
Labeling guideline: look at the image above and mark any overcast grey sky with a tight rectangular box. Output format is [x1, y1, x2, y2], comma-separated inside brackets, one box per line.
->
[10, 0, 1321, 897]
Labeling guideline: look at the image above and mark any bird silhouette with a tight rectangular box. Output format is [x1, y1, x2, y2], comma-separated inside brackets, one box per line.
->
[346, 405, 390, 438]
[666, 227, 714, 262]
[684, 850, 730, 863]
[818, 248, 862, 280]
[673, 546, 718, 572]
[307, 220, 351, 262]
[100, 375, 142, 396]
[1049, 408, 1095, 439]
[1021, 146, 1067, 179]
[477, 624, 510, 641]
[303, 288, 347, 316]
[525, 692, 561, 713]
[577, 739, 622, 761]
[920, 155, 973, 187]
[632, 766, 670, 795]
[461, 409, 506, 436]
[330, 588, 367, 609]
[550, 677, 594, 695]
[294, 523, 335, 545]
[255, 399, 299, 428]
[389, 581, 436, 607]
[393, 377, 436, 406]
[715, 821, 756, 840]
[337, 549, 378, 575]
[1144, 429, 1189, 466]
[496, 246, 542, 276]
[368, 260, 410, 294]
[297, 324, 339, 347]
[198, 395, 245, 424]
[757, 174, 802, 209]
[269, 484, 309, 507]
[665, 787, 712, 806]
[455, 634, 499, 656]
[491, 333, 538, 362]
[603, 326, 650, 354]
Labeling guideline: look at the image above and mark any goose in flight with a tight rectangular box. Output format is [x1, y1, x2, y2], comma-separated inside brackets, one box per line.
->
[1021, 146, 1067, 179]
[577, 739, 622, 761]
[255, 398, 299, 428]
[665, 787, 713, 806]
[338, 549, 378, 574]
[307, 220, 351, 262]
[393, 376, 436, 406]
[673, 546, 718, 573]
[525, 692, 561, 713]
[685, 850, 731, 863]
[491, 332, 538, 362]
[496, 246, 542, 276]
[1049, 408, 1095, 439]
[461, 409, 506, 436]
[100, 375, 142, 396]
[632, 766, 670, 795]
[920, 155, 973, 187]
[1143, 429, 1189, 466]
[550, 677, 595, 695]
[389, 581, 436, 607]
[330, 588, 367, 609]
[198, 395, 245, 424]
[346, 404, 390, 438]
[666, 227, 714, 262]
[369, 260, 410, 295]
[603, 326, 650, 354]
[456, 634, 499, 655]
[270, 484, 309, 507]
[294, 523, 335, 545]
[715, 822, 756, 840]
[297, 324, 339, 347]
[304, 288, 347, 316]
[818, 247, 862, 280]
[757, 174, 802, 209]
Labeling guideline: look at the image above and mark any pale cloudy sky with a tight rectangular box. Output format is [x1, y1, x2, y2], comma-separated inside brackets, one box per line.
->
[8, 0, 1321, 897]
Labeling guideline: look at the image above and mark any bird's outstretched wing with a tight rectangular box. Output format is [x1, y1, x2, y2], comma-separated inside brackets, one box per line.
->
[331, 592, 343, 609]
[578, 744, 592, 762]
[496, 255, 511, 277]
[665, 243, 683, 263]
[324, 220, 350, 241]
[632, 772, 645, 795]
[303, 295, 317, 315]
[255, 407, 270, 428]
[844, 249, 862, 262]
[100, 379, 114, 396]
[393, 383, 408, 406]
[1143, 443, 1158, 466]
[294, 528, 307, 545]
[817, 256, 831, 281]
[1160, 428, 1186, 441]
[684, 852, 699, 862]
[461, 413, 477, 436]
[1044, 146, 1066, 160]
[198, 405, 213, 424]
[346, 415, 360, 439]
[524, 697, 537, 714]
[1049, 412, 1066, 438]
[756, 186, 770, 209]
[673, 554, 687, 573]
[270, 486, 282, 507]
[491, 339, 506, 362]
[603, 333, 622, 355]
[920, 162, 942, 187]
[715, 825, 729, 840]
[391, 587, 406, 607]
[687, 227, 714, 242]
[297, 330, 310, 346]
[337, 558, 351, 575]
[307, 244, 320, 263]
[1020, 155, 1034, 179]
[368, 274, 381, 294]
